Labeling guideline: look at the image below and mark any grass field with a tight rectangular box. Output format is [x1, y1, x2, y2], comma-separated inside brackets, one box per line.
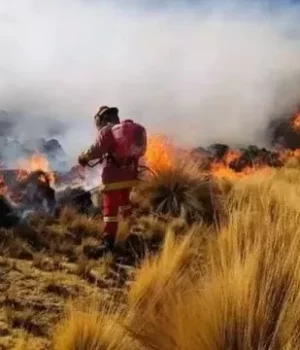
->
[1, 153, 300, 349]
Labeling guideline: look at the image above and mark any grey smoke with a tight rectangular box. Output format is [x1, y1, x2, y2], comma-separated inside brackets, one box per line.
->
[1, 0, 300, 166]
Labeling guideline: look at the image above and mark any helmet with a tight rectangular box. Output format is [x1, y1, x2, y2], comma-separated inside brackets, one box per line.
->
[94, 106, 120, 129]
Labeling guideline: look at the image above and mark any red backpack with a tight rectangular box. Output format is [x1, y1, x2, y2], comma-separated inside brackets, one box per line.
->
[110, 119, 147, 164]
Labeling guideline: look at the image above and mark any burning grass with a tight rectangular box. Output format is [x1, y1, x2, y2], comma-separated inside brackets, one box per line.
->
[136, 139, 226, 225]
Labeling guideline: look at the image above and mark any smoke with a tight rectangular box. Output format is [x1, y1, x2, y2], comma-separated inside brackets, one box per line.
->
[1, 0, 300, 164]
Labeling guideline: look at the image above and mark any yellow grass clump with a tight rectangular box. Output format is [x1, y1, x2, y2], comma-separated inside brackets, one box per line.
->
[120, 167, 300, 349]
[53, 300, 131, 350]
[135, 154, 223, 225]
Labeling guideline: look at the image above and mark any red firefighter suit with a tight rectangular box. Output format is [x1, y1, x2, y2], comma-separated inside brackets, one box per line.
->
[80, 119, 147, 241]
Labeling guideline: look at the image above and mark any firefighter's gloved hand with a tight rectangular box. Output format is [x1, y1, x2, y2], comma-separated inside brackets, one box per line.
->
[78, 153, 89, 167]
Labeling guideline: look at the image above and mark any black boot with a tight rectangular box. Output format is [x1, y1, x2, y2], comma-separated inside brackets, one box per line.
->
[84, 235, 115, 259]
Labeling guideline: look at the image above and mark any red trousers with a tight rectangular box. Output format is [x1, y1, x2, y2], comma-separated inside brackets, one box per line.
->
[101, 188, 133, 238]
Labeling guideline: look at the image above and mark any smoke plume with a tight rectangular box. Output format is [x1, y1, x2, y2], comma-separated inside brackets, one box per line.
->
[1, 0, 300, 164]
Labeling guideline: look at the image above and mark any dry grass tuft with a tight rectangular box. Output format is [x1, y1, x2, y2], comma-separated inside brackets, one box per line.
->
[135, 215, 167, 242]
[0, 231, 34, 260]
[121, 168, 300, 350]
[128, 230, 196, 307]
[183, 172, 300, 349]
[14, 332, 46, 350]
[125, 228, 204, 349]
[53, 300, 131, 350]
[58, 207, 103, 241]
[135, 156, 222, 225]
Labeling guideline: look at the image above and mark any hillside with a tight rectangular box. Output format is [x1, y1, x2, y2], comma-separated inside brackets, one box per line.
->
[1, 144, 300, 349]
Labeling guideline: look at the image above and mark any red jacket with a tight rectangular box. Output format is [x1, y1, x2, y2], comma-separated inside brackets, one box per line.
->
[82, 120, 141, 191]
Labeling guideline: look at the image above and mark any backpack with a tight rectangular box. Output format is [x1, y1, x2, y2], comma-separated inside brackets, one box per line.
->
[110, 120, 147, 163]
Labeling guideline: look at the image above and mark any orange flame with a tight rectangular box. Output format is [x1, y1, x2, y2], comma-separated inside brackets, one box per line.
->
[223, 149, 241, 165]
[144, 136, 275, 179]
[209, 149, 274, 179]
[145, 134, 176, 173]
[210, 164, 272, 179]
[17, 152, 50, 173]
[16, 152, 55, 184]
[290, 112, 300, 133]
[278, 148, 300, 163]
[209, 149, 240, 178]
[0, 175, 8, 196]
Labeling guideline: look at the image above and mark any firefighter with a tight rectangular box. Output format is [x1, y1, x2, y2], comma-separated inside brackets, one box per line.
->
[78, 106, 147, 258]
